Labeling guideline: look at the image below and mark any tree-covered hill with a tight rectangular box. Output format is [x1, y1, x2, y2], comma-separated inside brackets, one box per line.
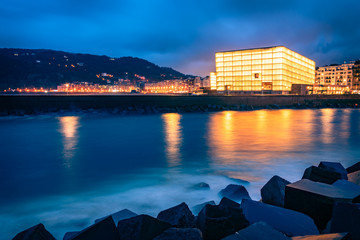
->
[0, 48, 189, 89]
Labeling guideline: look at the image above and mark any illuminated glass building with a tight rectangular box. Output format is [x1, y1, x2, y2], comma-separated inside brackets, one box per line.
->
[210, 46, 315, 94]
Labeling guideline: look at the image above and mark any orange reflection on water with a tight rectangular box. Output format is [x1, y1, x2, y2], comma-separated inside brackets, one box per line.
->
[320, 109, 335, 144]
[58, 116, 80, 169]
[340, 109, 351, 140]
[162, 113, 182, 167]
[207, 110, 315, 181]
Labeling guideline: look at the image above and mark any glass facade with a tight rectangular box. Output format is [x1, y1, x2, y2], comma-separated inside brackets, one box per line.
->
[210, 72, 217, 90]
[212, 46, 315, 93]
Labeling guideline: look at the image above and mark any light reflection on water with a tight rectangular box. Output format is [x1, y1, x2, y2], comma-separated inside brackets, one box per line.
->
[58, 116, 80, 170]
[321, 108, 335, 144]
[0, 109, 359, 240]
[206, 109, 356, 182]
[162, 113, 182, 167]
[339, 109, 351, 140]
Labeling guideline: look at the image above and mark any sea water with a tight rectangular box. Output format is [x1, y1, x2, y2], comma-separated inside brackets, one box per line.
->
[0, 109, 359, 239]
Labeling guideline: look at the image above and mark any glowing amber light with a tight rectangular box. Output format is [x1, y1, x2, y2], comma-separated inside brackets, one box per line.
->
[162, 113, 182, 167]
[58, 116, 80, 169]
[212, 46, 315, 93]
[320, 109, 335, 144]
[210, 72, 217, 90]
[207, 110, 316, 181]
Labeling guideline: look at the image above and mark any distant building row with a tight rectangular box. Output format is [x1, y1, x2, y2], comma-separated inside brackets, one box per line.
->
[315, 61, 360, 92]
[56, 78, 210, 94]
[57, 82, 135, 93]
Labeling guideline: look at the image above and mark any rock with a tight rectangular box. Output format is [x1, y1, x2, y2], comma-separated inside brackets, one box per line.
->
[218, 184, 251, 202]
[318, 162, 348, 180]
[261, 175, 291, 207]
[332, 179, 360, 196]
[157, 202, 195, 228]
[302, 166, 344, 184]
[191, 201, 216, 216]
[12, 223, 55, 240]
[222, 221, 290, 240]
[95, 209, 137, 224]
[63, 232, 79, 240]
[0, 110, 8, 116]
[272, 104, 281, 109]
[284, 179, 360, 230]
[291, 233, 349, 240]
[348, 170, 360, 185]
[226, 177, 250, 185]
[241, 199, 319, 237]
[117, 214, 171, 240]
[346, 162, 360, 174]
[221, 234, 241, 240]
[153, 228, 203, 240]
[191, 182, 210, 190]
[329, 202, 360, 240]
[196, 203, 249, 240]
[219, 197, 240, 208]
[112, 108, 120, 114]
[65, 216, 120, 240]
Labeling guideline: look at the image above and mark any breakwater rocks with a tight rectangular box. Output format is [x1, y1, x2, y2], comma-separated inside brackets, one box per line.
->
[1, 95, 360, 116]
[12, 161, 360, 240]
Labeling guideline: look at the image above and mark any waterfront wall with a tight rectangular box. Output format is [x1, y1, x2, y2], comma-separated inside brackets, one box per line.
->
[0, 95, 360, 116]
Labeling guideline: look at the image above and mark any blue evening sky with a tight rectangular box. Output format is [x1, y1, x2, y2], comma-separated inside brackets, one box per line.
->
[1, 0, 359, 76]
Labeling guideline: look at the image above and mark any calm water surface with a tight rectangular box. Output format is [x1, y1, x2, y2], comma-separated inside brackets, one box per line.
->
[0, 109, 359, 239]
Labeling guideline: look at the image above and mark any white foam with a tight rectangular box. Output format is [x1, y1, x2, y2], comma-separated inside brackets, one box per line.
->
[1, 172, 246, 240]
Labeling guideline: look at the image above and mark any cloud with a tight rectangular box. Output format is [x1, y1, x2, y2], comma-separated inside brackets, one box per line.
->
[1, 0, 359, 76]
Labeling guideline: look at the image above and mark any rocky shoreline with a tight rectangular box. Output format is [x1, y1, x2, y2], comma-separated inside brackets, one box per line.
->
[1, 95, 360, 117]
[12, 161, 360, 240]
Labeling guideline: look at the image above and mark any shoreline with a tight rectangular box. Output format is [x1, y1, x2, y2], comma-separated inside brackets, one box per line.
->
[1, 95, 360, 117]
[10, 160, 360, 240]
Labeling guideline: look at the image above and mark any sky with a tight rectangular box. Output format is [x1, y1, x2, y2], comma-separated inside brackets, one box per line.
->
[1, 0, 359, 76]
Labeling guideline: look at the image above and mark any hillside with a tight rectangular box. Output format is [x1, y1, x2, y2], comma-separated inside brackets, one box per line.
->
[0, 48, 189, 89]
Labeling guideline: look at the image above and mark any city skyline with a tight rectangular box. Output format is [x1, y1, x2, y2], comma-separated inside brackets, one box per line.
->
[1, 0, 359, 76]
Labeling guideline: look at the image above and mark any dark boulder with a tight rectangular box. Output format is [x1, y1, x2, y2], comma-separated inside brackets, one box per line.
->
[329, 202, 360, 240]
[302, 166, 344, 184]
[191, 201, 216, 216]
[346, 161, 360, 174]
[220, 234, 240, 240]
[65, 216, 120, 240]
[222, 221, 290, 240]
[117, 214, 171, 240]
[261, 175, 290, 207]
[196, 203, 249, 240]
[284, 179, 360, 231]
[153, 228, 203, 240]
[241, 199, 318, 237]
[191, 182, 210, 190]
[218, 184, 251, 202]
[95, 209, 137, 224]
[63, 232, 79, 240]
[219, 197, 240, 208]
[291, 232, 349, 240]
[12, 223, 55, 240]
[226, 177, 250, 185]
[319, 162, 348, 180]
[348, 170, 360, 186]
[157, 202, 195, 228]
